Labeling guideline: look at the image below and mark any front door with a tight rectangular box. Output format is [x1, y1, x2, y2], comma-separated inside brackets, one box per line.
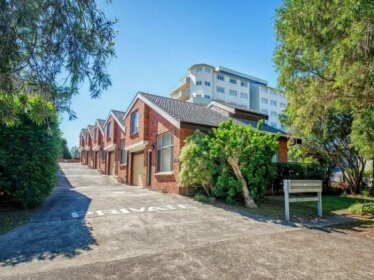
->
[108, 151, 115, 175]
[95, 152, 100, 169]
[132, 152, 144, 186]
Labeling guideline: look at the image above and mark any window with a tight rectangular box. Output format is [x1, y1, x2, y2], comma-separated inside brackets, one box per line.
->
[241, 81, 247, 87]
[216, 86, 225, 93]
[261, 98, 268, 104]
[157, 132, 174, 173]
[130, 110, 139, 134]
[196, 81, 202, 85]
[204, 95, 211, 99]
[240, 92, 248, 99]
[230, 78, 237, 84]
[217, 74, 224, 81]
[280, 102, 286, 108]
[205, 67, 211, 73]
[106, 122, 112, 139]
[204, 81, 211, 86]
[196, 67, 202, 72]
[229, 90, 237, 97]
[261, 109, 268, 115]
[120, 140, 127, 165]
[94, 128, 98, 141]
[270, 111, 277, 118]
[270, 100, 277, 106]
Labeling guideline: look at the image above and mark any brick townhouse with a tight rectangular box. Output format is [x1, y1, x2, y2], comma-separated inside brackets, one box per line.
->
[92, 119, 106, 171]
[102, 110, 126, 176]
[80, 92, 289, 195]
[79, 128, 88, 165]
[86, 125, 95, 168]
[79, 126, 94, 166]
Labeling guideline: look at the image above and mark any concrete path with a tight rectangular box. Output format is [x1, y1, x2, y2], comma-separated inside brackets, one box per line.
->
[0, 163, 373, 279]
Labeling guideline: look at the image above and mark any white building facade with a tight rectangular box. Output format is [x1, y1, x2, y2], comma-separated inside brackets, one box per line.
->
[169, 64, 287, 129]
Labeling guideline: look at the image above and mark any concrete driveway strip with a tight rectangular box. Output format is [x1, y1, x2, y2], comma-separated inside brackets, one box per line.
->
[0, 163, 373, 279]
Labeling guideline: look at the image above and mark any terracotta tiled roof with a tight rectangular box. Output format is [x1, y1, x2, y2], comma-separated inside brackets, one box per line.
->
[139, 92, 285, 135]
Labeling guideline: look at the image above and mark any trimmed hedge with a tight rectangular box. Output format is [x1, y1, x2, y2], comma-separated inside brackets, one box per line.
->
[268, 162, 329, 194]
[0, 114, 61, 208]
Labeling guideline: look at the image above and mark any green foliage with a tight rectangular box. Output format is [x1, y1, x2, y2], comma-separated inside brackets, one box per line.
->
[70, 146, 81, 159]
[213, 166, 242, 204]
[0, 0, 117, 124]
[61, 139, 72, 159]
[348, 202, 374, 216]
[0, 107, 61, 208]
[361, 188, 371, 198]
[274, 0, 373, 187]
[193, 193, 215, 204]
[351, 109, 374, 160]
[209, 120, 279, 202]
[271, 162, 329, 194]
[180, 120, 279, 206]
[179, 131, 217, 196]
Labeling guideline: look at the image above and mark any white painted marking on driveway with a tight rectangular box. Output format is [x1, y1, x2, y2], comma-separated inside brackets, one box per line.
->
[71, 204, 195, 218]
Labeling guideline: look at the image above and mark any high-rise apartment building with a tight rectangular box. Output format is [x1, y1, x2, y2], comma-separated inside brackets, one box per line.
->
[169, 64, 287, 129]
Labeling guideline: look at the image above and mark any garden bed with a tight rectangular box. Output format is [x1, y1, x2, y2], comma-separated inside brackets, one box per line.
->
[210, 195, 374, 221]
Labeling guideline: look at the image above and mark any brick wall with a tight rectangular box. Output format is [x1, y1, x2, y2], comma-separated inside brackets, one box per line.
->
[102, 114, 126, 176]
[278, 138, 288, 162]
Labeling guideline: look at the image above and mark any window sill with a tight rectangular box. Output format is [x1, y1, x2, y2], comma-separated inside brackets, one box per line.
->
[155, 171, 174, 176]
[119, 163, 127, 167]
[130, 132, 139, 137]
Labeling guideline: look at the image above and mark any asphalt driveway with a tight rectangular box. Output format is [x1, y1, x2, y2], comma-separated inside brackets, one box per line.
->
[0, 163, 373, 279]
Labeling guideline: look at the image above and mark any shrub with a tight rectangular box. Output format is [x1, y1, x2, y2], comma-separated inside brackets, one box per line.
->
[269, 162, 328, 194]
[194, 193, 215, 204]
[179, 131, 217, 197]
[0, 113, 61, 208]
[209, 120, 279, 207]
[348, 202, 374, 216]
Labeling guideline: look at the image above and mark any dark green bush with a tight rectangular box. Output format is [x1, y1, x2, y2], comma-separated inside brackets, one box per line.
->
[193, 193, 215, 204]
[268, 162, 328, 194]
[0, 114, 61, 208]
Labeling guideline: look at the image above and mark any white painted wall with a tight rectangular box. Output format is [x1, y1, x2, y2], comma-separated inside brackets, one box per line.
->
[171, 64, 288, 129]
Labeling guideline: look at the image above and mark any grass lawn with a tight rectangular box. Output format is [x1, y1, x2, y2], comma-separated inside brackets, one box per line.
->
[0, 209, 31, 235]
[217, 195, 374, 220]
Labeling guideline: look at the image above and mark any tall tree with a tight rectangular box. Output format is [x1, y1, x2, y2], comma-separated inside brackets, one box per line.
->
[274, 0, 374, 191]
[274, 0, 374, 157]
[61, 138, 72, 159]
[0, 0, 117, 125]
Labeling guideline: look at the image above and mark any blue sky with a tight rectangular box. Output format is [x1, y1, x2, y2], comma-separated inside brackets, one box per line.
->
[60, 0, 281, 148]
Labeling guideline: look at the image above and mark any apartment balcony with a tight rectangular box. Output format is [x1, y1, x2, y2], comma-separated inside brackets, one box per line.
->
[170, 77, 191, 100]
[187, 95, 211, 105]
[173, 89, 190, 101]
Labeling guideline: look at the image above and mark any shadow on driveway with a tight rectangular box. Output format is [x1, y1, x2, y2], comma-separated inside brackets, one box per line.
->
[0, 167, 97, 266]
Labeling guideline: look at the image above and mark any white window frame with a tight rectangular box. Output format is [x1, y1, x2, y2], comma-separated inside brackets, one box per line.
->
[217, 74, 224, 81]
[106, 122, 112, 139]
[157, 131, 174, 173]
[120, 140, 127, 165]
[216, 86, 225, 93]
[229, 89, 237, 97]
[130, 110, 139, 135]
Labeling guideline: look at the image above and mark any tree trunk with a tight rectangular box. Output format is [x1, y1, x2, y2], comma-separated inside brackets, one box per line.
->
[228, 157, 257, 208]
